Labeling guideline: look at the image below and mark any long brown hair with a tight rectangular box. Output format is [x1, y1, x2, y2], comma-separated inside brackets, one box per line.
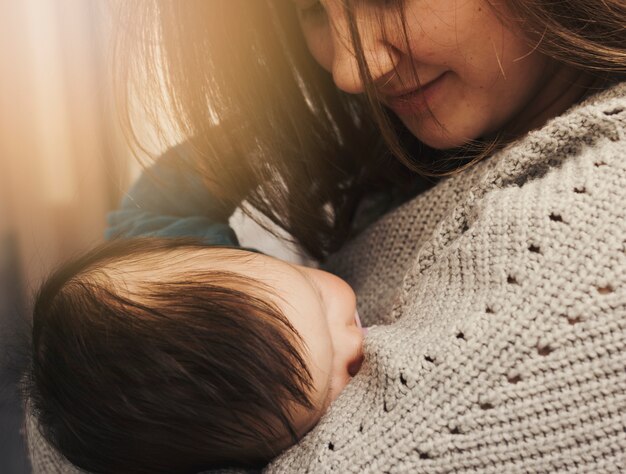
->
[111, 0, 626, 260]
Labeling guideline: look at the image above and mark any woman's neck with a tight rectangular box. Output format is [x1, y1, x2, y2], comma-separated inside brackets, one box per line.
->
[504, 65, 603, 139]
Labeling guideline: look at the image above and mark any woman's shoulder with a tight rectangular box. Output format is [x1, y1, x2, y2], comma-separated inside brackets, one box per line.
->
[464, 79, 626, 203]
[534, 77, 625, 144]
[578, 78, 626, 110]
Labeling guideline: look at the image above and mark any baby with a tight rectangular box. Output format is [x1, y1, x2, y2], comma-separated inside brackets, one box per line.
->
[28, 237, 367, 474]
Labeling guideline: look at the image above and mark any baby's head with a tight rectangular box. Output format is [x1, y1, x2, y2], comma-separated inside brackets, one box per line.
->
[27, 238, 365, 473]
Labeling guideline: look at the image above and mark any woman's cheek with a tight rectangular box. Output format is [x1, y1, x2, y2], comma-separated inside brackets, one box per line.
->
[300, 24, 334, 72]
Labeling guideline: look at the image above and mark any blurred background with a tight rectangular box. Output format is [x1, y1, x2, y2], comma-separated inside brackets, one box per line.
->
[0, 1, 129, 471]
[0, 2, 307, 472]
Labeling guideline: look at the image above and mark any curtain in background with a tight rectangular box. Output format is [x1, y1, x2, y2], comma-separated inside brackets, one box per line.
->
[0, 0, 130, 306]
[0, 2, 131, 471]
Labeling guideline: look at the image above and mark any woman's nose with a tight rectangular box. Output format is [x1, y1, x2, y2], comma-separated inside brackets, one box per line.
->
[329, 10, 400, 94]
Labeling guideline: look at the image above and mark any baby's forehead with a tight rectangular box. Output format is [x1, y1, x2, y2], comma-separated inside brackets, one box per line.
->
[86, 245, 263, 296]
[109, 245, 258, 274]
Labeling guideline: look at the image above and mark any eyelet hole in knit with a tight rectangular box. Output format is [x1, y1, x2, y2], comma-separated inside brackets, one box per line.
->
[479, 402, 494, 410]
[549, 213, 563, 222]
[597, 285, 613, 294]
[449, 426, 461, 435]
[603, 107, 624, 116]
[507, 374, 522, 384]
[456, 331, 465, 340]
[328, 442, 334, 451]
[528, 244, 541, 254]
[537, 345, 553, 356]
[507, 275, 519, 285]
[573, 186, 586, 194]
[418, 451, 431, 460]
[485, 306, 495, 314]
[358, 424, 363, 433]
[424, 355, 434, 363]
[564, 314, 582, 325]
[399, 373, 407, 385]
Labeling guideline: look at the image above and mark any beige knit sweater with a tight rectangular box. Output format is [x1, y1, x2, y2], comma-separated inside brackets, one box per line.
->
[27, 83, 626, 473]
[267, 82, 626, 473]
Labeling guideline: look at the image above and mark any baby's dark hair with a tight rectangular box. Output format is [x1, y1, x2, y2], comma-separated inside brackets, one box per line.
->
[25, 238, 315, 473]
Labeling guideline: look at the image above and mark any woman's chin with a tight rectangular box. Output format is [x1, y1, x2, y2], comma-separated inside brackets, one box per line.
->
[398, 111, 487, 150]
[404, 120, 476, 150]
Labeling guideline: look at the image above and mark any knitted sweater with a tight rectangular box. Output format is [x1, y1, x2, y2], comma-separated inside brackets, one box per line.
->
[267, 82, 626, 473]
[26, 83, 626, 473]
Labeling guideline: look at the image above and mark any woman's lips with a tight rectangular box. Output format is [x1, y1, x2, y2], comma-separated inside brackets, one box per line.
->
[385, 72, 447, 116]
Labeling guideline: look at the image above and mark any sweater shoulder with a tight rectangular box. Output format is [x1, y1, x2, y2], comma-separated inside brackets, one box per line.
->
[481, 80, 626, 191]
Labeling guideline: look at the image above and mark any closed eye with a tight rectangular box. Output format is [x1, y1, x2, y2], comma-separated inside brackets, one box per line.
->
[297, 1, 326, 20]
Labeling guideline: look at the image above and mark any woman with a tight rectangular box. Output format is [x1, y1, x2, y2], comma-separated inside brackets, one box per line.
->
[27, 0, 625, 472]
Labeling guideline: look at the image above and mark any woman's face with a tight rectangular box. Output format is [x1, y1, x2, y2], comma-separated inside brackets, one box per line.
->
[295, 0, 583, 149]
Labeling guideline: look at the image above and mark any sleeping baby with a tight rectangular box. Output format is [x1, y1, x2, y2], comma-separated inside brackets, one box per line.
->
[28, 237, 367, 473]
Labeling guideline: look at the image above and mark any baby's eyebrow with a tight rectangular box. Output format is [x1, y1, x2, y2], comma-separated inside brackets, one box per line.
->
[293, 266, 326, 311]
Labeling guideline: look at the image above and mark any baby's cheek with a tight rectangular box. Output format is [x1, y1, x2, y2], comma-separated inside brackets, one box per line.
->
[328, 368, 351, 405]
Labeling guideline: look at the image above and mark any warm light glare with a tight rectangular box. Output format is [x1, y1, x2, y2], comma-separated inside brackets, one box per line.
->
[0, 0, 130, 295]
[22, 0, 76, 205]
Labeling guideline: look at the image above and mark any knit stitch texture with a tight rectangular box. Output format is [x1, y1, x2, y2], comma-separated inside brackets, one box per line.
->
[267, 81, 626, 473]
[25, 82, 626, 473]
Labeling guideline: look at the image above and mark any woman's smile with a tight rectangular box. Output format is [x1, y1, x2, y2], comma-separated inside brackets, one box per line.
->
[383, 72, 449, 117]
